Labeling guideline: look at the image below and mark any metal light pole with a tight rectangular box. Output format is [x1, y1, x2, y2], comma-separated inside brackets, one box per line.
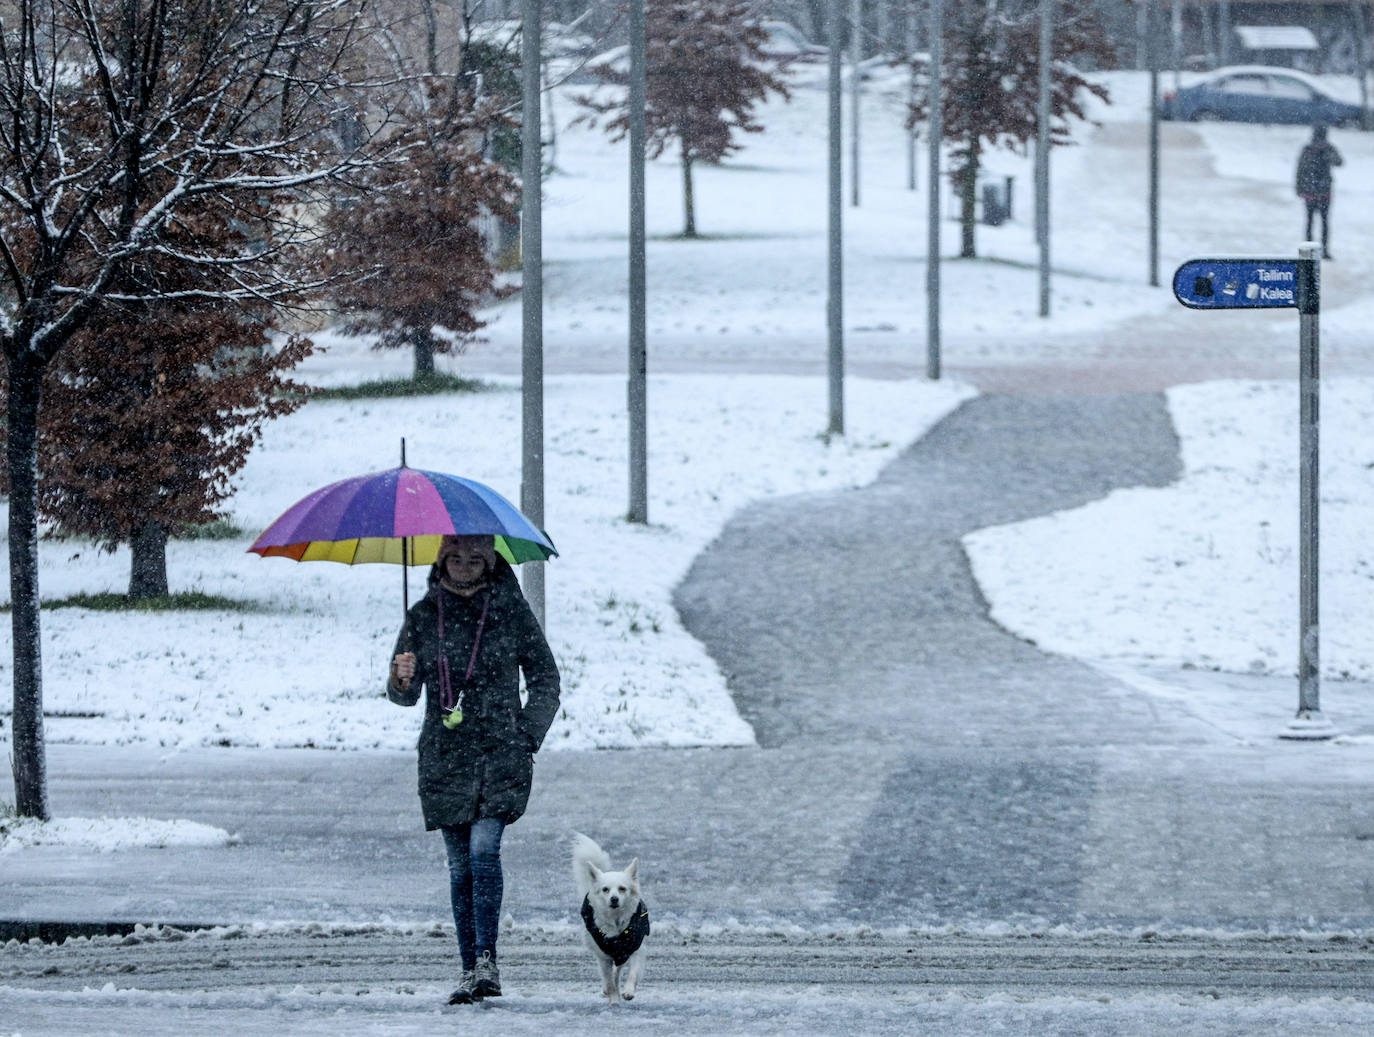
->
[926, 0, 942, 380]
[828, 0, 844, 433]
[1147, 0, 1160, 288]
[906, 9, 918, 191]
[520, 0, 545, 626]
[1171, 0, 1183, 94]
[1036, 0, 1052, 317]
[627, 0, 647, 524]
[1351, 0, 1373, 129]
[850, 0, 862, 207]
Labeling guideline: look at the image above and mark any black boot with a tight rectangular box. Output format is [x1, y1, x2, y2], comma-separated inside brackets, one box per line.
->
[473, 951, 502, 999]
[448, 969, 478, 1005]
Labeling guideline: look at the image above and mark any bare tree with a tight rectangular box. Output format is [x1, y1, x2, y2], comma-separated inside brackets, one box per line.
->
[5, 234, 315, 600]
[0, 0, 382, 820]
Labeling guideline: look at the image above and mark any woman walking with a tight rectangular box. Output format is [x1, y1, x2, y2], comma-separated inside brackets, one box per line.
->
[388, 534, 561, 1004]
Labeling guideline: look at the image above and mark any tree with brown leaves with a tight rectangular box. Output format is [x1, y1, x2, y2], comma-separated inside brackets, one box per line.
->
[0, 0, 381, 820]
[908, 0, 1115, 258]
[323, 82, 519, 379]
[30, 231, 314, 599]
[577, 0, 791, 237]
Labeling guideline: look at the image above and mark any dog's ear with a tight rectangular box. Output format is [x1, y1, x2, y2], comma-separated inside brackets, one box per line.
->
[583, 860, 603, 887]
[626, 858, 639, 883]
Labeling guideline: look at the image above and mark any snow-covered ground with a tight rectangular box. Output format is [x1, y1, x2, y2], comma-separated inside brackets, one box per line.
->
[7, 924, 1374, 1036]
[965, 379, 1374, 683]
[4, 67, 1374, 834]
[3, 374, 971, 760]
[6, 58, 1374, 1037]
[0, 814, 233, 855]
[8, 981, 1374, 1036]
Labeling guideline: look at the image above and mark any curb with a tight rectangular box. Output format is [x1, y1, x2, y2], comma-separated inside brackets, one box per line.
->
[1, 920, 220, 944]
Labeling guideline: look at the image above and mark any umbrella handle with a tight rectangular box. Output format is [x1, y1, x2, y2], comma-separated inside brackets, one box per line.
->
[401, 438, 409, 620]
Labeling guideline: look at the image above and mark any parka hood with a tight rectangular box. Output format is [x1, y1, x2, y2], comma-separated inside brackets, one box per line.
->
[425, 553, 520, 595]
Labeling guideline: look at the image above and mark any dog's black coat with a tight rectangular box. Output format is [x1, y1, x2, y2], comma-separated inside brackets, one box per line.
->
[580, 895, 650, 967]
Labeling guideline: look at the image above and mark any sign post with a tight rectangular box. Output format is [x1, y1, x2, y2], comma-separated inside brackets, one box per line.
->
[1173, 246, 1336, 740]
[1287, 243, 1333, 739]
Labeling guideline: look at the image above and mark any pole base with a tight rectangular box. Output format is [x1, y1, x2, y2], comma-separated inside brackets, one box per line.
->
[1278, 710, 1338, 741]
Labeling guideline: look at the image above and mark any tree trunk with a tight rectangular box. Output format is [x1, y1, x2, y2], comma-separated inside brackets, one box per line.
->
[129, 521, 169, 599]
[413, 335, 435, 379]
[420, 0, 439, 76]
[959, 142, 980, 258]
[681, 142, 697, 238]
[6, 353, 50, 820]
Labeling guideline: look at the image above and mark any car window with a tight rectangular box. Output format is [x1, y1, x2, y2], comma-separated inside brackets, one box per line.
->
[1217, 74, 1270, 96]
[1268, 76, 1315, 101]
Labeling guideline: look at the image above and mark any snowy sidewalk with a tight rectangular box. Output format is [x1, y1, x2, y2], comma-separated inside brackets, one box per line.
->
[4, 728, 1374, 936]
[6, 392, 1374, 936]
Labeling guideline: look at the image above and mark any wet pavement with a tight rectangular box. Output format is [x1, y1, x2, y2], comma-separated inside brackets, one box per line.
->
[6, 391, 1373, 936]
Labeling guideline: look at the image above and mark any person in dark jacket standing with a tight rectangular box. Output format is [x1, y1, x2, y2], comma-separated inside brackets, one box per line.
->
[388, 534, 560, 1005]
[1296, 124, 1343, 259]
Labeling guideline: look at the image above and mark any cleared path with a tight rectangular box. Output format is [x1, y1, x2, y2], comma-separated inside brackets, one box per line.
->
[675, 392, 1374, 930]
[676, 392, 1187, 749]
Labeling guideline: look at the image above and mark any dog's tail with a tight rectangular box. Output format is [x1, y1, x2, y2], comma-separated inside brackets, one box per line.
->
[571, 831, 612, 893]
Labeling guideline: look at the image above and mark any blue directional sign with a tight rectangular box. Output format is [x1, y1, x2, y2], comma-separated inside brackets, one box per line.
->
[1173, 258, 1300, 309]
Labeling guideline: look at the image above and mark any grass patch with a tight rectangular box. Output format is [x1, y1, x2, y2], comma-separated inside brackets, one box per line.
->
[25, 591, 263, 613]
[38, 520, 244, 544]
[175, 519, 245, 541]
[310, 372, 491, 401]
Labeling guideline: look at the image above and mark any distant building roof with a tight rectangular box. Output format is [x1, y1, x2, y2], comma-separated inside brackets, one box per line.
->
[1234, 25, 1319, 51]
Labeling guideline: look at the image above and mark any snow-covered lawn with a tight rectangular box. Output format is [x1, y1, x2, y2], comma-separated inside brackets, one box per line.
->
[0, 814, 232, 854]
[6, 65, 1374, 835]
[1, 374, 972, 756]
[965, 379, 1374, 682]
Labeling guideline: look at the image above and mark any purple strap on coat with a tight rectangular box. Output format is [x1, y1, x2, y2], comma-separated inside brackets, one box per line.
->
[437, 589, 490, 715]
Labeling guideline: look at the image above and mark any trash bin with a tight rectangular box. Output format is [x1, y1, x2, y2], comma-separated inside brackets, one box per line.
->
[982, 182, 1007, 226]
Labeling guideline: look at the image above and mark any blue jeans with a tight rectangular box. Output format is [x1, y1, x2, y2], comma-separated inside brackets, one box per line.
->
[440, 817, 506, 970]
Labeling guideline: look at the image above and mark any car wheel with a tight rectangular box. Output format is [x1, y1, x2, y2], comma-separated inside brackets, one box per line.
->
[1192, 109, 1222, 123]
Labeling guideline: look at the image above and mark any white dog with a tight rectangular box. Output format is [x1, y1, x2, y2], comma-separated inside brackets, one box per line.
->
[571, 832, 649, 1004]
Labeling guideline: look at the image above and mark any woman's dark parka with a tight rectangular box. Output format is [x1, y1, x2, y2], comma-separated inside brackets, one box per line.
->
[387, 560, 560, 829]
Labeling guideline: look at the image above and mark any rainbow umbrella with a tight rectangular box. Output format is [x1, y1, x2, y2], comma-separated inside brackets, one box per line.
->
[249, 463, 555, 611]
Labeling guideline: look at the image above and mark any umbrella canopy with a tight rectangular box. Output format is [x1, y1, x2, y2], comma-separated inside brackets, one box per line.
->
[249, 466, 556, 566]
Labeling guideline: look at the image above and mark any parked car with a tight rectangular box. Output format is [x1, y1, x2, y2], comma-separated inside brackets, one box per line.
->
[1160, 65, 1365, 127]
